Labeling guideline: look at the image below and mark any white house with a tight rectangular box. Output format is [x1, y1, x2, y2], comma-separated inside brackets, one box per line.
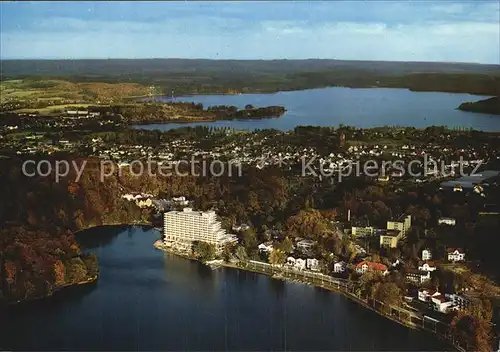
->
[286, 257, 296, 266]
[418, 261, 437, 272]
[447, 248, 465, 262]
[232, 223, 250, 232]
[295, 258, 306, 270]
[431, 294, 454, 313]
[258, 242, 274, 253]
[355, 261, 388, 275]
[296, 239, 315, 251]
[418, 289, 440, 302]
[438, 217, 456, 226]
[406, 269, 431, 284]
[422, 249, 432, 261]
[306, 258, 320, 272]
[172, 196, 190, 206]
[333, 261, 346, 273]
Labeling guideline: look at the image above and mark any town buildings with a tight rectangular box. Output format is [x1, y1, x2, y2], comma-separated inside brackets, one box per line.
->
[333, 261, 346, 273]
[418, 261, 437, 272]
[446, 293, 473, 311]
[447, 248, 466, 262]
[379, 214, 412, 248]
[406, 269, 431, 284]
[438, 217, 456, 226]
[356, 261, 388, 275]
[379, 229, 404, 248]
[163, 208, 237, 254]
[422, 249, 433, 261]
[296, 239, 315, 252]
[387, 214, 412, 237]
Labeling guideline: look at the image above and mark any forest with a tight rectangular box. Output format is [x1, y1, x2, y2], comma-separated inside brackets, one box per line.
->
[2, 59, 499, 96]
[458, 96, 500, 115]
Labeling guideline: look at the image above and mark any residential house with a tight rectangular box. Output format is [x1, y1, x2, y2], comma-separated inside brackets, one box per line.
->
[447, 248, 466, 262]
[333, 261, 346, 273]
[258, 242, 274, 253]
[286, 257, 306, 270]
[406, 269, 431, 284]
[356, 261, 388, 275]
[306, 258, 320, 272]
[418, 288, 440, 302]
[422, 249, 432, 261]
[296, 239, 315, 252]
[294, 258, 306, 270]
[431, 294, 454, 313]
[438, 217, 456, 226]
[232, 223, 250, 232]
[172, 196, 190, 206]
[418, 261, 437, 272]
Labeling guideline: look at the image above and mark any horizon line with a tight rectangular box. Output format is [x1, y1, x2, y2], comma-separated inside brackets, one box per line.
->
[1, 57, 499, 66]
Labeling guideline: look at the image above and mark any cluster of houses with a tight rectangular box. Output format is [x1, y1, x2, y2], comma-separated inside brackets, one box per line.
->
[257, 238, 320, 272]
[65, 109, 101, 119]
[286, 257, 320, 271]
[122, 193, 154, 208]
[417, 288, 474, 313]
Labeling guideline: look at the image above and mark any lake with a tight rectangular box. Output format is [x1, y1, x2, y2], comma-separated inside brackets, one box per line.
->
[0, 226, 451, 351]
[135, 87, 500, 132]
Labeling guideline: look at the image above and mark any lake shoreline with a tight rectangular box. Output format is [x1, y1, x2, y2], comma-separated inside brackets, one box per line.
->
[0, 274, 98, 307]
[153, 240, 459, 351]
[1, 223, 154, 306]
[133, 87, 500, 133]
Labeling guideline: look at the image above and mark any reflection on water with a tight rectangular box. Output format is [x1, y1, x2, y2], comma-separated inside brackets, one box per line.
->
[0, 226, 450, 351]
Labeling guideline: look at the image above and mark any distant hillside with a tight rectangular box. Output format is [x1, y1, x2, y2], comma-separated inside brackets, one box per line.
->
[1, 59, 500, 96]
[458, 97, 500, 115]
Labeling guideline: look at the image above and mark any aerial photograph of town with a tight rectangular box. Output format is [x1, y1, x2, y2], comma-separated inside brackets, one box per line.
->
[0, 1, 499, 351]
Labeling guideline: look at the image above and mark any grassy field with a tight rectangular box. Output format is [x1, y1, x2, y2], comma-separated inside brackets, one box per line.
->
[1, 79, 149, 108]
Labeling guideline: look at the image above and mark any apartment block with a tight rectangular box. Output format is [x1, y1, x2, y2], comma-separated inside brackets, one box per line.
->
[163, 208, 237, 253]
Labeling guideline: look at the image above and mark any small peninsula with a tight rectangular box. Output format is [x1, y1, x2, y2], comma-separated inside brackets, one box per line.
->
[458, 96, 500, 115]
[112, 103, 286, 125]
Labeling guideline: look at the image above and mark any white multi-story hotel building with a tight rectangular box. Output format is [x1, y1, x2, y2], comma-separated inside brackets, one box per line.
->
[163, 208, 237, 253]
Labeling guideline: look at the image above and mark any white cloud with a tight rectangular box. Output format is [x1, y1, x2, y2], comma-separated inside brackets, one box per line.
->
[1, 16, 499, 64]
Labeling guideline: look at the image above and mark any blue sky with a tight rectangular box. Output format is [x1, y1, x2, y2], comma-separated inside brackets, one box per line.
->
[1, 1, 499, 63]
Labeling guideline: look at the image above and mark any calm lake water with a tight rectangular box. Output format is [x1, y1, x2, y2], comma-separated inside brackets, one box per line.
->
[0, 226, 451, 351]
[136, 87, 500, 132]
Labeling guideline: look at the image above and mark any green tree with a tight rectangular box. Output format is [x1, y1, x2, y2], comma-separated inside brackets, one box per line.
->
[235, 246, 248, 263]
[192, 241, 216, 262]
[373, 282, 401, 314]
[221, 244, 234, 263]
[286, 209, 330, 240]
[279, 237, 294, 254]
[451, 312, 492, 352]
[268, 249, 287, 266]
